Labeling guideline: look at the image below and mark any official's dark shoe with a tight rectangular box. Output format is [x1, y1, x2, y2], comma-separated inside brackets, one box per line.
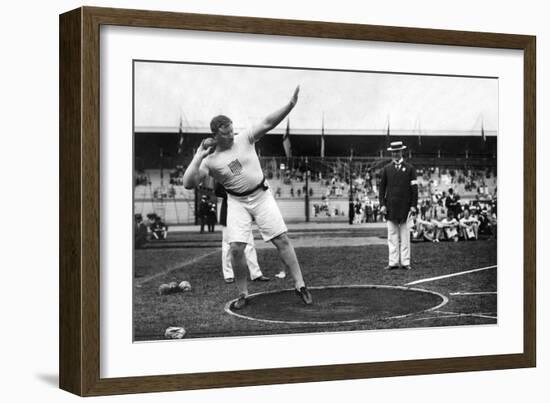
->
[253, 275, 271, 282]
[232, 294, 248, 310]
[295, 286, 313, 305]
[224, 277, 234, 284]
[384, 265, 400, 270]
[402, 265, 412, 270]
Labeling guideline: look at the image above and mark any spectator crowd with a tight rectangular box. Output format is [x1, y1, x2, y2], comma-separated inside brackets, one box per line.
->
[134, 213, 169, 248]
[411, 188, 497, 242]
[134, 159, 497, 236]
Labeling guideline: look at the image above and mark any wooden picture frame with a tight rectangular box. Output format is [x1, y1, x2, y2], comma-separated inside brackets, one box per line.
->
[59, 6, 536, 396]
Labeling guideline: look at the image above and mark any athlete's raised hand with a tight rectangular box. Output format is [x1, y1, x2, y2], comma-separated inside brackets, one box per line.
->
[250, 85, 301, 142]
[290, 85, 300, 106]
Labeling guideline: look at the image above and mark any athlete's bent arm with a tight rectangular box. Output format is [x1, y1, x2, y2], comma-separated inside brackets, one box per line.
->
[182, 142, 212, 189]
[250, 86, 300, 142]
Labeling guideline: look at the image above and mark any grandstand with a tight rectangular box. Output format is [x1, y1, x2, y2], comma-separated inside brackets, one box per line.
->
[134, 129, 497, 225]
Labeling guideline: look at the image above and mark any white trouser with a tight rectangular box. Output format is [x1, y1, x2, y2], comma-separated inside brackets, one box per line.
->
[387, 220, 411, 266]
[221, 226, 262, 280]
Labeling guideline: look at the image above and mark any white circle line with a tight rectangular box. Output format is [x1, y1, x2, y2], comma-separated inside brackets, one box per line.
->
[224, 284, 449, 325]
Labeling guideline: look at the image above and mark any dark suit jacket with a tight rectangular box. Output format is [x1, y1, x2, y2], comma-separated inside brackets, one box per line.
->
[379, 161, 418, 223]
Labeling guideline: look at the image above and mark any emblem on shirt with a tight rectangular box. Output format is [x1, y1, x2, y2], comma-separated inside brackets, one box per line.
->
[228, 159, 243, 175]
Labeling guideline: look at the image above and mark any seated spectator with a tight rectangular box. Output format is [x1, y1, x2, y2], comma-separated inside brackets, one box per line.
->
[459, 208, 480, 240]
[431, 199, 447, 221]
[411, 209, 437, 242]
[150, 215, 168, 240]
[135, 170, 150, 186]
[145, 213, 157, 229]
[410, 215, 425, 242]
[440, 210, 460, 242]
[478, 209, 497, 239]
[430, 200, 447, 241]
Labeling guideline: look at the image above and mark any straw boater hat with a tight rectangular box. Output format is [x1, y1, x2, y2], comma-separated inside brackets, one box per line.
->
[387, 141, 407, 151]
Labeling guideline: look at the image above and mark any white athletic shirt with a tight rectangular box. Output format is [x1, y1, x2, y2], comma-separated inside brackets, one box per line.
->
[200, 131, 263, 194]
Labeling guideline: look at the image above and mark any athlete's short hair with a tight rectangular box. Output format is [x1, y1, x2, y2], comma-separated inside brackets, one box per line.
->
[210, 115, 232, 134]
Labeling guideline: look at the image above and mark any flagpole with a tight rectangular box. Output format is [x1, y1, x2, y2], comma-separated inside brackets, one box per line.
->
[349, 149, 353, 201]
[305, 156, 310, 223]
[348, 149, 354, 225]
[385, 115, 391, 151]
[159, 147, 164, 187]
[481, 119, 486, 145]
[177, 116, 184, 156]
[320, 113, 325, 159]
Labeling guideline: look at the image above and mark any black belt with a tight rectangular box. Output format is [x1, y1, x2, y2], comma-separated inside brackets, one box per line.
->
[224, 177, 268, 197]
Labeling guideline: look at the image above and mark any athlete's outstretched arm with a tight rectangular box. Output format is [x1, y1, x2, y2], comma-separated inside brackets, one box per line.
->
[182, 140, 212, 189]
[250, 86, 300, 142]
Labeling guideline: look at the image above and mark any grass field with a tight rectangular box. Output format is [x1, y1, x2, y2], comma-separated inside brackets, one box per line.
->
[133, 225, 497, 341]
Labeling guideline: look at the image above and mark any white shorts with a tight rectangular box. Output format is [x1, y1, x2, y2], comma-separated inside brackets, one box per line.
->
[226, 188, 287, 243]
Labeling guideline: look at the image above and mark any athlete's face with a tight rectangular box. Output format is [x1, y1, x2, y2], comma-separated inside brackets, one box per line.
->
[216, 122, 234, 146]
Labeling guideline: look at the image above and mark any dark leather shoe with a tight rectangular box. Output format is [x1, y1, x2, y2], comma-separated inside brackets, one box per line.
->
[232, 294, 248, 310]
[402, 265, 412, 270]
[384, 265, 399, 270]
[295, 286, 313, 305]
[224, 277, 234, 284]
[253, 275, 271, 282]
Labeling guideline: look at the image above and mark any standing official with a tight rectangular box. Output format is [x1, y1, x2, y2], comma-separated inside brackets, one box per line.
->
[206, 200, 217, 232]
[198, 195, 209, 233]
[379, 141, 418, 270]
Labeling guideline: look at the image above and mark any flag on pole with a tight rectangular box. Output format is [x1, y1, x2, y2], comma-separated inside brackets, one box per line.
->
[283, 119, 292, 158]
[320, 114, 325, 158]
[177, 117, 185, 154]
[385, 117, 391, 149]
[159, 147, 164, 185]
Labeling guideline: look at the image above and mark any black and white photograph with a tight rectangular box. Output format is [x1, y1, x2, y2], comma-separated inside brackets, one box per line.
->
[3, 0, 546, 399]
[133, 60, 498, 341]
